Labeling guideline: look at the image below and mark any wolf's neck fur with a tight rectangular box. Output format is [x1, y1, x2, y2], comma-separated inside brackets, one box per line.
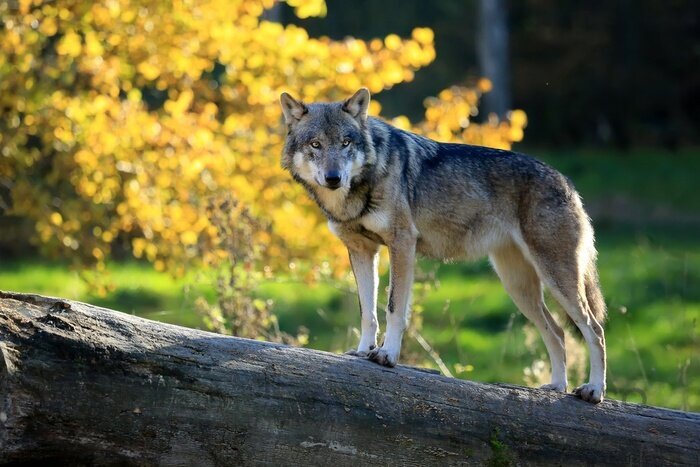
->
[303, 173, 374, 223]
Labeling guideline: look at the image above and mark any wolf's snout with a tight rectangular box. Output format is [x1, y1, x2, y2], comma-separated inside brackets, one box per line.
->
[324, 172, 342, 189]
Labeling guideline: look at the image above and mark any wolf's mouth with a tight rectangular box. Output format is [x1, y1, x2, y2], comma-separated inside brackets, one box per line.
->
[316, 177, 343, 191]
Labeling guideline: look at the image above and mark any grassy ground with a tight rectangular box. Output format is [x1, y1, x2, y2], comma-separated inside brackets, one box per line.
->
[1, 149, 698, 411]
[533, 147, 700, 213]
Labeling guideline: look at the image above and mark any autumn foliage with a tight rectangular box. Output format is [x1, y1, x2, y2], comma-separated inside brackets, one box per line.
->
[0, 0, 526, 296]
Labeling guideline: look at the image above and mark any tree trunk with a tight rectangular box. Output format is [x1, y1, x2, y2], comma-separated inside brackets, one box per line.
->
[477, 0, 511, 118]
[1, 291, 698, 466]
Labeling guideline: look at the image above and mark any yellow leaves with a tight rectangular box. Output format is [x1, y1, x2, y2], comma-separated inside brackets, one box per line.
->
[366, 75, 385, 93]
[155, 172, 170, 188]
[380, 60, 405, 84]
[189, 128, 214, 148]
[508, 127, 524, 142]
[477, 77, 493, 93]
[385, 34, 402, 51]
[91, 95, 112, 113]
[417, 84, 527, 150]
[127, 88, 142, 103]
[246, 54, 266, 69]
[222, 115, 239, 136]
[107, 33, 122, 47]
[412, 27, 434, 45]
[57, 31, 81, 57]
[368, 100, 382, 116]
[145, 243, 158, 260]
[92, 247, 104, 260]
[2, 0, 526, 295]
[58, 8, 72, 21]
[425, 106, 441, 123]
[181, 231, 199, 245]
[132, 238, 147, 258]
[39, 17, 58, 36]
[391, 116, 412, 130]
[50, 212, 63, 226]
[454, 363, 475, 374]
[439, 88, 454, 101]
[164, 90, 193, 116]
[84, 32, 104, 57]
[53, 126, 75, 144]
[80, 180, 98, 197]
[296, 332, 309, 346]
[509, 109, 528, 128]
[286, 0, 327, 18]
[18, 0, 32, 15]
[346, 39, 367, 58]
[137, 61, 161, 81]
[506, 110, 528, 142]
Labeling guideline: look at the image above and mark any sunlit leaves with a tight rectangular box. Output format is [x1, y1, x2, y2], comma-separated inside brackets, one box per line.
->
[418, 85, 527, 150]
[286, 0, 327, 18]
[57, 31, 82, 57]
[0, 0, 525, 294]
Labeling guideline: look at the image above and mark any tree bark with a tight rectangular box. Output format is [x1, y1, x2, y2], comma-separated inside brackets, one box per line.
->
[1, 291, 698, 466]
[477, 0, 511, 118]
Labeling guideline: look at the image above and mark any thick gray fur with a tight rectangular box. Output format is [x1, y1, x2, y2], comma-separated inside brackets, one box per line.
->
[280, 89, 607, 403]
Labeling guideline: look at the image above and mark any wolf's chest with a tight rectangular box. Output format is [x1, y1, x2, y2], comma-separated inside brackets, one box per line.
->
[359, 210, 392, 234]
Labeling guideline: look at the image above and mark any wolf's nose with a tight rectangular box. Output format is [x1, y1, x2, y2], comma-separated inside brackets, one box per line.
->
[324, 172, 342, 189]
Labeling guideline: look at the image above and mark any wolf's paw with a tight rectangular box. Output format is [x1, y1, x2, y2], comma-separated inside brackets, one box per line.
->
[345, 344, 375, 358]
[573, 383, 604, 403]
[540, 382, 567, 393]
[367, 346, 398, 367]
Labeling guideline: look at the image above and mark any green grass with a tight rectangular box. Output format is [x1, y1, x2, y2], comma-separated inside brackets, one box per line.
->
[532, 147, 700, 213]
[0, 261, 205, 329]
[1, 148, 698, 411]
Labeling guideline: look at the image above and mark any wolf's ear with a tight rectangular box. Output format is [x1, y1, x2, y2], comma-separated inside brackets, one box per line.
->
[342, 88, 370, 121]
[280, 92, 308, 125]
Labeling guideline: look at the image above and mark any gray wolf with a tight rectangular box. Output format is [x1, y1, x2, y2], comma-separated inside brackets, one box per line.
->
[279, 88, 607, 403]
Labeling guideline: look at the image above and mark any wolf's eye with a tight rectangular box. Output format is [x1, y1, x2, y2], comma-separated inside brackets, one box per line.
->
[342, 139, 351, 147]
[310, 141, 321, 149]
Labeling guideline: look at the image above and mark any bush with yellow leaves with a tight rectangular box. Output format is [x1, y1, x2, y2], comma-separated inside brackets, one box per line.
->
[0, 0, 526, 340]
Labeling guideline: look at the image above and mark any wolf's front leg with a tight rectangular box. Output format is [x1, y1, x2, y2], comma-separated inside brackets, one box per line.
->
[345, 245, 380, 357]
[368, 232, 416, 367]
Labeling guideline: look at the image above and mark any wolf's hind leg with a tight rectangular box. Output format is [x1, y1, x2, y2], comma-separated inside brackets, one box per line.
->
[490, 242, 568, 392]
[346, 244, 380, 356]
[526, 246, 607, 403]
[550, 282, 606, 403]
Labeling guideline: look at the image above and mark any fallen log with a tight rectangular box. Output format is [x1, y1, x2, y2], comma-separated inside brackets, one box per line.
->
[0, 291, 698, 466]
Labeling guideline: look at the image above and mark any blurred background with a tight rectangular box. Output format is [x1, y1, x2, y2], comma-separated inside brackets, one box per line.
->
[1, 0, 697, 410]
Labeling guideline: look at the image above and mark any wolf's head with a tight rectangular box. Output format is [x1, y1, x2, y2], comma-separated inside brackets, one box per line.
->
[279, 88, 375, 192]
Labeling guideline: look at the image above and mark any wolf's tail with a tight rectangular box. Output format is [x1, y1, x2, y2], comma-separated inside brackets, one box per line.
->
[584, 260, 607, 324]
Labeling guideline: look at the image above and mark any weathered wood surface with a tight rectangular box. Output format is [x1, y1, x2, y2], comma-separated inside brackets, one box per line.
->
[1, 291, 698, 466]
